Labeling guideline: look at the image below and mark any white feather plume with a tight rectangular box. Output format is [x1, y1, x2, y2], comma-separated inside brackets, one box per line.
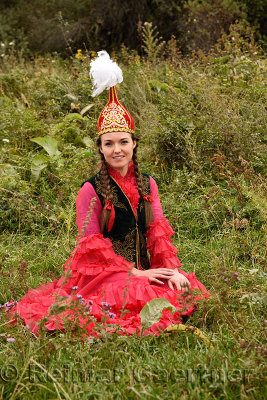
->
[90, 50, 123, 97]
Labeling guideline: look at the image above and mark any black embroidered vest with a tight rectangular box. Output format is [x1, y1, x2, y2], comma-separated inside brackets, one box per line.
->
[82, 172, 151, 270]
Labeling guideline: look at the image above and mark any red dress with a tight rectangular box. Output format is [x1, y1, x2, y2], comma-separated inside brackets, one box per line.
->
[7, 164, 209, 336]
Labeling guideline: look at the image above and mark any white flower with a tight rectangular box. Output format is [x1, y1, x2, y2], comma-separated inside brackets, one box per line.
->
[2, 139, 10, 142]
[9, 41, 15, 46]
[1, 43, 5, 47]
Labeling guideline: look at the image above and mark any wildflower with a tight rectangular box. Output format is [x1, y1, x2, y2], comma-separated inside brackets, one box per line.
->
[234, 272, 239, 276]
[2, 139, 9, 143]
[5, 302, 14, 309]
[1, 43, 5, 47]
[77, 294, 82, 299]
[134, 55, 140, 65]
[108, 312, 116, 319]
[101, 301, 111, 311]
[9, 41, 15, 46]
[75, 49, 85, 60]
[7, 338, 15, 342]
[71, 286, 78, 291]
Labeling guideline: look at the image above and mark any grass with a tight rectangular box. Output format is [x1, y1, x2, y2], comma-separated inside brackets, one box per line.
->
[0, 29, 266, 398]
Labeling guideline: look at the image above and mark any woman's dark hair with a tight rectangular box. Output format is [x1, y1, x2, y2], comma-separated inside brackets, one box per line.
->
[96, 134, 154, 233]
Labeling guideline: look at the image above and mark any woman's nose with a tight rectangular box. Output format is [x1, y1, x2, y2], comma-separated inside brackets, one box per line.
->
[114, 144, 121, 153]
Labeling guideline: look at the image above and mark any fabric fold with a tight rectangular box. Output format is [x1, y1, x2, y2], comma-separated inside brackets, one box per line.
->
[62, 233, 132, 279]
[146, 217, 182, 270]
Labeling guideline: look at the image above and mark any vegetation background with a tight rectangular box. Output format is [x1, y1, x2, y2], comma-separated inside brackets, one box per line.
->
[0, 1, 266, 399]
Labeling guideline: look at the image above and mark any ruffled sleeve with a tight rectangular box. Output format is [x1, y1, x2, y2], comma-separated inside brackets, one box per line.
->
[146, 217, 182, 270]
[65, 233, 133, 277]
[76, 182, 102, 235]
[57, 233, 133, 298]
[147, 177, 184, 271]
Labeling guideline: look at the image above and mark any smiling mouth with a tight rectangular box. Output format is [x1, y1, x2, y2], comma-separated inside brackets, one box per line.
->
[112, 156, 124, 159]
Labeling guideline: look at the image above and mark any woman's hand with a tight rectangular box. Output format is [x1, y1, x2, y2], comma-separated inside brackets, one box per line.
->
[168, 269, 191, 292]
[131, 267, 174, 285]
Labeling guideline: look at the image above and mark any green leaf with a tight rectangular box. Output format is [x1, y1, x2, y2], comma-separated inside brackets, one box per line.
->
[31, 136, 60, 158]
[80, 104, 94, 117]
[64, 113, 83, 122]
[31, 155, 48, 181]
[140, 298, 176, 328]
[149, 79, 168, 93]
[166, 324, 214, 350]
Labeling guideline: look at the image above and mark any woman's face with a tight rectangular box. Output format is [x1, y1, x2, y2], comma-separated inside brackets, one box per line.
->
[100, 131, 136, 176]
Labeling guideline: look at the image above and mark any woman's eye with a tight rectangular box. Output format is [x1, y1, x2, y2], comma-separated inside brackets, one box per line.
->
[122, 141, 128, 144]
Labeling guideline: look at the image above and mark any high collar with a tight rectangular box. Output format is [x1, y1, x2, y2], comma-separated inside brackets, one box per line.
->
[107, 161, 139, 214]
[107, 162, 135, 180]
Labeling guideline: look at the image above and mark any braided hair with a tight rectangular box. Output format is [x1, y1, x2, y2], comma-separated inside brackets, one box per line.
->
[96, 135, 154, 233]
[132, 140, 154, 228]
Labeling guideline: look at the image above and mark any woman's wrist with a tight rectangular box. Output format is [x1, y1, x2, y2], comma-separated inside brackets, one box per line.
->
[131, 267, 143, 276]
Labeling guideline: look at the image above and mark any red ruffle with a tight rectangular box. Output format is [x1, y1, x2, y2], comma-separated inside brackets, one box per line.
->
[6, 232, 209, 337]
[108, 162, 139, 214]
[63, 234, 132, 277]
[146, 217, 182, 269]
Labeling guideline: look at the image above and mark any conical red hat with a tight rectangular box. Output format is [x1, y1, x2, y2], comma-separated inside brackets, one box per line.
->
[97, 86, 135, 135]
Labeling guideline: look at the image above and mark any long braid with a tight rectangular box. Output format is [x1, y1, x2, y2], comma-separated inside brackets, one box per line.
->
[98, 148, 114, 233]
[132, 144, 154, 228]
[132, 144, 145, 197]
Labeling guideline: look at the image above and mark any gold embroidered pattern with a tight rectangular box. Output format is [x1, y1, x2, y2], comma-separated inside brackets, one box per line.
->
[100, 102, 132, 134]
[98, 87, 134, 135]
[110, 228, 136, 263]
[139, 231, 150, 269]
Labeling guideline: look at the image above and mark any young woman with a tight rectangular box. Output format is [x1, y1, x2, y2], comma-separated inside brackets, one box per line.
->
[7, 52, 208, 336]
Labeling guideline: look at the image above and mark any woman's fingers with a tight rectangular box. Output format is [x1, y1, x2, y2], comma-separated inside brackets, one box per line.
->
[178, 280, 190, 291]
[182, 278, 191, 289]
[145, 269, 192, 290]
[151, 278, 164, 285]
[153, 270, 174, 277]
[173, 281, 181, 291]
[168, 276, 191, 292]
[168, 280, 174, 290]
[154, 273, 174, 279]
[152, 268, 174, 275]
